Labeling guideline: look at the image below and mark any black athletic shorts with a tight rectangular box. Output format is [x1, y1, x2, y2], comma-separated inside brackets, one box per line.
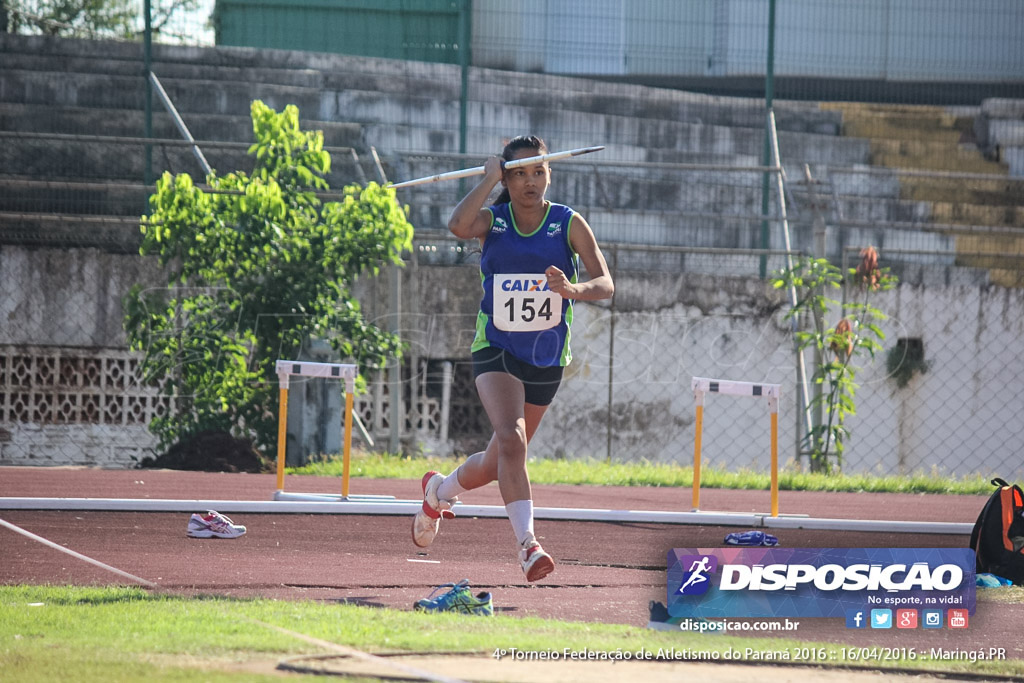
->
[472, 346, 564, 406]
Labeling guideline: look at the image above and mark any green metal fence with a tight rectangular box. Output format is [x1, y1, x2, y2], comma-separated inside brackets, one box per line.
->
[213, 0, 467, 65]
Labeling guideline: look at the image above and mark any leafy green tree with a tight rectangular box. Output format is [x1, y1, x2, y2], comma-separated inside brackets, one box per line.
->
[8, 0, 135, 36]
[772, 247, 896, 473]
[7, 0, 199, 39]
[124, 100, 412, 454]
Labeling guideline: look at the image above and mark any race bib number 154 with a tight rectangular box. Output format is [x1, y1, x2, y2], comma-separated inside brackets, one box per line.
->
[493, 273, 561, 332]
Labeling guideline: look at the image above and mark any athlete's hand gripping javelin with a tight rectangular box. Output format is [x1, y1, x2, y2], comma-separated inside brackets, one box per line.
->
[447, 156, 504, 240]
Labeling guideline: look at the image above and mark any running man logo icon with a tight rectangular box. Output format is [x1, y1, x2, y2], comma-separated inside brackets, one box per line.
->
[676, 554, 718, 596]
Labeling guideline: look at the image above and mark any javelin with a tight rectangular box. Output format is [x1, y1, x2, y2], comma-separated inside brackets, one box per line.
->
[389, 145, 605, 189]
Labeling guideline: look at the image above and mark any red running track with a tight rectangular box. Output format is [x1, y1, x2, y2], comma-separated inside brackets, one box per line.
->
[1, 466, 1019, 658]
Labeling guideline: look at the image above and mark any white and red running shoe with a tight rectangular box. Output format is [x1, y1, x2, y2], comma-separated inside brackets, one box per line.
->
[411, 470, 457, 548]
[519, 537, 555, 582]
[187, 510, 246, 539]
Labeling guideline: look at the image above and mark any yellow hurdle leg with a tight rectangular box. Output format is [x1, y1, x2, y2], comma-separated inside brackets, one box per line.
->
[276, 387, 289, 491]
[770, 408, 779, 517]
[692, 403, 703, 510]
[342, 389, 354, 498]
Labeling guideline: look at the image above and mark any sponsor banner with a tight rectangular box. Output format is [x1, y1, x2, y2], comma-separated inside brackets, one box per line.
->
[667, 548, 975, 619]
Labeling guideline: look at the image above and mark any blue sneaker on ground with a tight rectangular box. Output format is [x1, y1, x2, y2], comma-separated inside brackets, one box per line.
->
[724, 530, 778, 547]
[414, 580, 494, 616]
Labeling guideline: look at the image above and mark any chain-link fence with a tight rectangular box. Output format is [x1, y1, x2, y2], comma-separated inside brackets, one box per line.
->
[1, 1, 1022, 478]
[398, 233, 1024, 481]
[4, 234, 1023, 479]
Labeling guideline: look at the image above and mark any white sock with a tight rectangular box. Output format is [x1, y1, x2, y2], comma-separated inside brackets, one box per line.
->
[437, 468, 468, 501]
[505, 499, 535, 547]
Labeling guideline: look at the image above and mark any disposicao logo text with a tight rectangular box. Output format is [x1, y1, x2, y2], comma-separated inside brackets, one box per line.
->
[667, 548, 975, 620]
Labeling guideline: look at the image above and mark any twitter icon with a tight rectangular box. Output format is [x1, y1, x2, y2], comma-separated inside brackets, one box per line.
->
[870, 609, 892, 629]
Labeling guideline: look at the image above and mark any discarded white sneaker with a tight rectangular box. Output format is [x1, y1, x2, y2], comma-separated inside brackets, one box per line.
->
[187, 510, 246, 539]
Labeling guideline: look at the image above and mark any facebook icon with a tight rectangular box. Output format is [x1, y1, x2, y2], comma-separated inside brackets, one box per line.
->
[845, 609, 867, 629]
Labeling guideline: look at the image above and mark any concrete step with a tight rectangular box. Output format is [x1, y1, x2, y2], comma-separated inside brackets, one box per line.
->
[0, 103, 367, 150]
[0, 68, 860, 165]
[930, 201, 1024, 228]
[869, 138, 1008, 174]
[820, 167, 903, 199]
[0, 34, 844, 137]
[823, 98, 1024, 285]
[0, 178, 149, 216]
[956, 234, 1024, 258]
[2, 47, 465, 110]
[0, 68, 324, 119]
[0, 33, 146, 67]
[0, 211, 141, 252]
[0, 33, 457, 82]
[0, 134, 253, 183]
[1, 45, 331, 92]
[399, 155, 1020, 229]
[400, 179, 771, 217]
[850, 196, 1023, 228]
[643, 149, 762, 166]
[0, 134, 369, 189]
[826, 195, 933, 224]
[823, 102, 976, 141]
[464, 79, 841, 136]
[399, 157, 781, 215]
[821, 101, 1019, 208]
[3, 33, 1016, 261]
[329, 89, 857, 162]
[357, 111, 869, 167]
[789, 179, 1024, 228]
[954, 234, 1024, 287]
[834, 224, 957, 255]
[898, 174, 1024, 206]
[557, 209, 768, 250]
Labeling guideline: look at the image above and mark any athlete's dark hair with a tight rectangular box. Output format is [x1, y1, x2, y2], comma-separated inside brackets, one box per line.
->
[494, 135, 548, 205]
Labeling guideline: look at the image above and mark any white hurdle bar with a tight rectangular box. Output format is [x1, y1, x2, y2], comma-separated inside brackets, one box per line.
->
[692, 377, 781, 517]
[275, 360, 359, 498]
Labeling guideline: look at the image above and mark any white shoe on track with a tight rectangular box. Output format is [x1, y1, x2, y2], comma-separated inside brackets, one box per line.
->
[187, 510, 246, 539]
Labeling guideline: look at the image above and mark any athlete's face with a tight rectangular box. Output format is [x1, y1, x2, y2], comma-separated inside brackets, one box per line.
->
[502, 148, 550, 207]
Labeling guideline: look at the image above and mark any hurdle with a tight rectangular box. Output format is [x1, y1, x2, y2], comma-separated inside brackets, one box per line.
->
[274, 360, 391, 502]
[692, 377, 781, 517]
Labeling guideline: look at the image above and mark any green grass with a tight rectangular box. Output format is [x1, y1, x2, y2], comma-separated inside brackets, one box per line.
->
[2, 586, 1022, 682]
[289, 452, 996, 496]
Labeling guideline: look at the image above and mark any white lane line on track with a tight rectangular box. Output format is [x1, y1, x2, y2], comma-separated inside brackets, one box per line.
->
[0, 516, 467, 683]
[407, 559, 441, 563]
[0, 516, 158, 588]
